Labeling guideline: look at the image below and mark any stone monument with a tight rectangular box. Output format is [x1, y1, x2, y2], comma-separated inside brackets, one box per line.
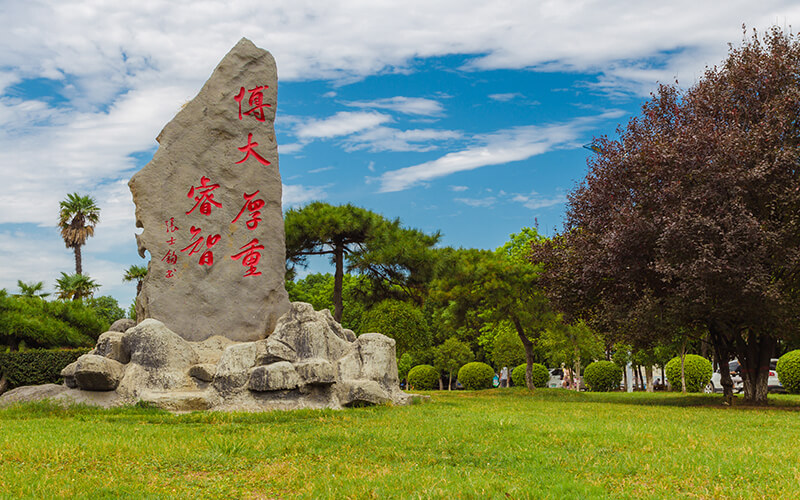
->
[130, 38, 290, 342]
[0, 39, 413, 412]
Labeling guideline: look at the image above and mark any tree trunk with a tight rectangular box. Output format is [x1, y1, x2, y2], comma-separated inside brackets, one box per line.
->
[736, 332, 775, 405]
[645, 365, 654, 393]
[709, 324, 735, 405]
[448, 371, 452, 391]
[332, 240, 344, 322]
[0, 373, 8, 396]
[510, 315, 535, 390]
[637, 365, 645, 391]
[623, 366, 629, 391]
[438, 377, 444, 390]
[74, 245, 82, 275]
[574, 348, 581, 392]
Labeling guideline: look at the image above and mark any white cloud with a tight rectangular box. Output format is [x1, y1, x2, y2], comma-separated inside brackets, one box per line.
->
[308, 166, 334, 174]
[512, 192, 568, 210]
[344, 127, 461, 152]
[282, 183, 327, 207]
[344, 96, 445, 116]
[455, 196, 496, 208]
[376, 112, 617, 192]
[488, 93, 523, 102]
[295, 111, 391, 140]
[450, 185, 469, 192]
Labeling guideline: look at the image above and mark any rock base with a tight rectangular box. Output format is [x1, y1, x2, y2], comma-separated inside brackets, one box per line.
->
[0, 303, 414, 412]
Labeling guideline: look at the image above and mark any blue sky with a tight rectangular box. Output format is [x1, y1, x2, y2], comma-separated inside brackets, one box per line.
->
[1, 1, 798, 309]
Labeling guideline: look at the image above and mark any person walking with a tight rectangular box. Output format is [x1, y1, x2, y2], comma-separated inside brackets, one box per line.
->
[500, 366, 509, 388]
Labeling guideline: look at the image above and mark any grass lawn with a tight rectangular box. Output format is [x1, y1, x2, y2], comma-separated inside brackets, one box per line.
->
[1, 389, 799, 499]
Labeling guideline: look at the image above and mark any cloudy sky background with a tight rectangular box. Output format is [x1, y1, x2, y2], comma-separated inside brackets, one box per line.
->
[1, 1, 798, 308]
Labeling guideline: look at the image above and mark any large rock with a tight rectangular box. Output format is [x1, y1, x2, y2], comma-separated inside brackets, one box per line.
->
[213, 342, 258, 393]
[269, 303, 351, 361]
[73, 354, 126, 391]
[109, 318, 135, 333]
[116, 319, 199, 398]
[129, 37, 290, 342]
[338, 333, 400, 389]
[249, 362, 301, 391]
[95, 331, 130, 363]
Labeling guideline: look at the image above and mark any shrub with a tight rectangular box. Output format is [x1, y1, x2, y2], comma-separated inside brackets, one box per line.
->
[584, 361, 623, 392]
[457, 362, 495, 390]
[361, 300, 430, 358]
[407, 364, 439, 390]
[665, 355, 712, 392]
[0, 348, 90, 390]
[777, 350, 800, 394]
[511, 363, 549, 388]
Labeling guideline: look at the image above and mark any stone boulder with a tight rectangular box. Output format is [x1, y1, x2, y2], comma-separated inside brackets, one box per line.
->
[94, 331, 130, 363]
[73, 354, 126, 391]
[294, 358, 336, 385]
[269, 303, 351, 361]
[249, 362, 301, 391]
[109, 318, 136, 333]
[213, 342, 258, 394]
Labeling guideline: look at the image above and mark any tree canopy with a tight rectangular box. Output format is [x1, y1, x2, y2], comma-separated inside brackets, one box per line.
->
[535, 27, 800, 404]
[58, 193, 100, 275]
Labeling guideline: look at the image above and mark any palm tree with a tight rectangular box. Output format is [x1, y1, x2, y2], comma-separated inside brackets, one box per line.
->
[58, 193, 100, 274]
[123, 264, 148, 296]
[55, 272, 100, 301]
[16, 280, 50, 299]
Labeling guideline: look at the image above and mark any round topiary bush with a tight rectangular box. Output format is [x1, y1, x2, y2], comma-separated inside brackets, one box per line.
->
[583, 361, 622, 392]
[407, 364, 439, 390]
[776, 350, 800, 394]
[665, 355, 712, 392]
[458, 362, 495, 390]
[511, 363, 549, 388]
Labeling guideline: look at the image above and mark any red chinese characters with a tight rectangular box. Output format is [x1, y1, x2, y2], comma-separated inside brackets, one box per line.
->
[180, 226, 221, 266]
[186, 176, 222, 215]
[235, 133, 271, 166]
[231, 238, 264, 276]
[165, 217, 179, 233]
[234, 85, 270, 122]
[231, 191, 265, 230]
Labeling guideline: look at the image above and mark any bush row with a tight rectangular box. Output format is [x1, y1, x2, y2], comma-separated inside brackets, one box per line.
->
[0, 348, 90, 390]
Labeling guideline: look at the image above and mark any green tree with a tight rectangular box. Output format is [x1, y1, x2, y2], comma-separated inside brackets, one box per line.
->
[16, 280, 49, 299]
[123, 265, 148, 296]
[361, 300, 431, 358]
[285, 202, 380, 322]
[55, 273, 100, 301]
[58, 193, 100, 275]
[541, 320, 604, 390]
[490, 321, 527, 370]
[285, 273, 368, 333]
[86, 295, 125, 326]
[434, 337, 473, 390]
[397, 352, 413, 387]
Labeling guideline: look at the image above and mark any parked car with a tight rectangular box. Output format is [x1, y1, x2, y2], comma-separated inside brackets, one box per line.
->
[705, 358, 784, 393]
[548, 368, 563, 388]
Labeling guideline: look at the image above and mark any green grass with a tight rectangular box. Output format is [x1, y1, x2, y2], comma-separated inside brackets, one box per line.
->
[1, 389, 799, 499]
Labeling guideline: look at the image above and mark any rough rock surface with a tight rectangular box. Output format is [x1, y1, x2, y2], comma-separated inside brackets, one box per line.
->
[0, 303, 416, 412]
[73, 355, 126, 391]
[110, 318, 136, 333]
[129, 37, 289, 342]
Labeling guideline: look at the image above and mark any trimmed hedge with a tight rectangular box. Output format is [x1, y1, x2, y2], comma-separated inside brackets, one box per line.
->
[458, 362, 494, 390]
[511, 363, 549, 388]
[665, 355, 712, 393]
[777, 350, 800, 394]
[584, 361, 622, 392]
[0, 348, 90, 390]
[407, 364, 439, 390]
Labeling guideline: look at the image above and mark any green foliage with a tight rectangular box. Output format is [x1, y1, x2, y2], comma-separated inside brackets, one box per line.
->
[491, 322, 526, 369]
[584, 361, 623, 392]
[512, 363, 549, 388]
[286, 273, 368, 333]
[55, 272, 100, 301]
[127, 301, 137, 321]
[433, 337, 473, 384]
[16, 281, 49, 299]
[0, 348, 90, 388]
[541, 320, 603, 369]
[407, 364, 439, 390]
[457, 362, 495, 390]
[86, 295, 125, 326]
[665, 355, 712, 393]
[397, 352, 413, 383]
[777, 350, 800, 394]
[361, 300, 430, 357]
[0, 292, 105, 349]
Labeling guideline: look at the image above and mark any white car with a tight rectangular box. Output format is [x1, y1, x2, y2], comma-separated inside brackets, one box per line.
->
[705, 358, 784, 393]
